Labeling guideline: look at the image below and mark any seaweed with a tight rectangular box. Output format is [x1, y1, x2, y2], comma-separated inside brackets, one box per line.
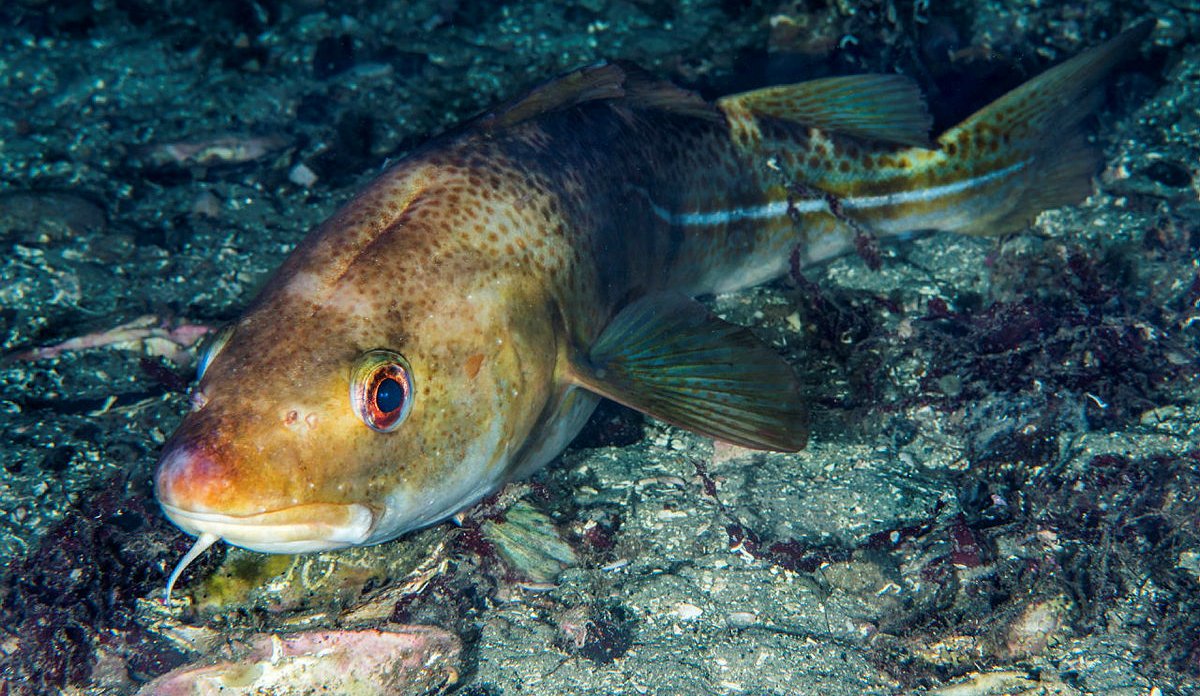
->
[554, 602, 636, 665]
[908, 238, 1197, 428]
[0, 474, 205, 692]
[746, 221, 1198, 688]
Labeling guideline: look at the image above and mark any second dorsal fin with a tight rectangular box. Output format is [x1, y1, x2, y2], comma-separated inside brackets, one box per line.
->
[717, 74, 933, 147]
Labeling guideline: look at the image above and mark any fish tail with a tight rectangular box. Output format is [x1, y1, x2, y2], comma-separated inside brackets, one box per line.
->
[936, 19, 1153, 236]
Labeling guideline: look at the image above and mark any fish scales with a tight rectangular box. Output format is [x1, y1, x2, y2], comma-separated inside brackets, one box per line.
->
[154, 22, 1152, 594]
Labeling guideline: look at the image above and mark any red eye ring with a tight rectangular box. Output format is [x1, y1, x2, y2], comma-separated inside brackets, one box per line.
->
[351, 350, 414, 433]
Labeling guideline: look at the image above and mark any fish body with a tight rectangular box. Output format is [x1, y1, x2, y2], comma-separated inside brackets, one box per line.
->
[154, 22, 1151, 582]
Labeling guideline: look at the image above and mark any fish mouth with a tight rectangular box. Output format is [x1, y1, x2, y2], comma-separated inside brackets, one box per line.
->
[160, 501, 376, 554]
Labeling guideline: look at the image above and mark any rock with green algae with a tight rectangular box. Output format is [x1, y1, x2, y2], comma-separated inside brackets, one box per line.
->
[185, 526, 447, 619]
[481, 499, 579, 583]
[174, 489, 580, 620]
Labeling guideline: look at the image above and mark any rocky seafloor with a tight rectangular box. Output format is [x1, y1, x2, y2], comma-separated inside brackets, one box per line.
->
[1, 0, 1198, 694]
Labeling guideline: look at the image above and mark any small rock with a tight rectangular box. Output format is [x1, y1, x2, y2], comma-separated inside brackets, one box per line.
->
[0, 190, 106, 244]
[1000, 597, 1069, 659]
[136, 626, 461, 696]
[673, 602, 703, 621]
[726, 611, 757, 629]
[288, 162, 319, 188]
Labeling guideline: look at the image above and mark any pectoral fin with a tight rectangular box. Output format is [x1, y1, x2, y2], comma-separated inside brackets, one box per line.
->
[569, 294, 808, 451]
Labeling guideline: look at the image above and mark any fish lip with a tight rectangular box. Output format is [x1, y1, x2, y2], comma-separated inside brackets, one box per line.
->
[159, 501, 376, 554]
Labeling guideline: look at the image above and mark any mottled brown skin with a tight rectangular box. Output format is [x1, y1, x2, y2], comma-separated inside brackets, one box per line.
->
[155, 102, 699, 546]
[155, 23, 1149, 552]
[158, 87, 793, 524]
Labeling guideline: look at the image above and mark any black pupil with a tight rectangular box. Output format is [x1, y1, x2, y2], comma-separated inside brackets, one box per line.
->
[375, 377, 404, 413]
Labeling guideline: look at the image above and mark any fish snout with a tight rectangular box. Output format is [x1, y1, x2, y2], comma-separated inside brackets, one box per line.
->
[154, 442, 232, 515]
[154, 442, 377, 554]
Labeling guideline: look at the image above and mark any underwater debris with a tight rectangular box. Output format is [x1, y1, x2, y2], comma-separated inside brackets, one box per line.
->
[554, 602, 636, 666]
[480, 500, 578, 583]
[138, 134, 289, 169]
[9, 314, 212, 366]
[136, 626, 462, 696]
[867, 447, 1200, 687]
[339, 541, 451, 626]
[445, 482, 588, 587]
[926, 669, 1076, 696]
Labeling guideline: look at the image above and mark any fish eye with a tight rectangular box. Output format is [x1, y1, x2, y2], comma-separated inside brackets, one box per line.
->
[351, 349, 414, 433]
[196, 324, 234, 381]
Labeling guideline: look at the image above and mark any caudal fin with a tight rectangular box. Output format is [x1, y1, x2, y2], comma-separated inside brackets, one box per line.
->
[941, 20, 1153, 235]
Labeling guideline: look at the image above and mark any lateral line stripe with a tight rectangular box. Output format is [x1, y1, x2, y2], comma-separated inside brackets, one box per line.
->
[652, 159, 1030, 227]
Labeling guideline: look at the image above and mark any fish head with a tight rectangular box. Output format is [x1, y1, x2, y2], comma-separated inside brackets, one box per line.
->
[155, 180, 560, 556]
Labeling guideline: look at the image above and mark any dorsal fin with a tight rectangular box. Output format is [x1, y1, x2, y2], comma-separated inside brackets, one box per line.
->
[483, 62, 721, 130]
[485, 63, 627, 129]
[717, 74, 933, 147]
[617, 62, 723, 123]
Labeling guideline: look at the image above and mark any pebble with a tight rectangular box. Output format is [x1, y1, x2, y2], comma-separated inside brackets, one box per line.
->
[289, 162, 319, 188]
[1139, 405, 1180, 426]
[726, 611, 757, 629]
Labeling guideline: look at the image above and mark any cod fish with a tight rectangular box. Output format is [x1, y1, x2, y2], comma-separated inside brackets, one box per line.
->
[155, 21, 1152, 595]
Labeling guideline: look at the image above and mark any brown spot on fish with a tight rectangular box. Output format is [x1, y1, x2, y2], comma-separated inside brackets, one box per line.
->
[465, 354, 485, 379]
